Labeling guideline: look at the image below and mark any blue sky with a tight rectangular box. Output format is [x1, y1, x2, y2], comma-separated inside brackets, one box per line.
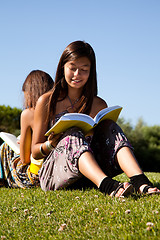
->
[0, 0, 160, 126]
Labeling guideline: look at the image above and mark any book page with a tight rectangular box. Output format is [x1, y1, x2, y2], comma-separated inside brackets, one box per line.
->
[94, 105, 122, 123]
[60, 113, 94, 125]
[0, 132, 20, 154]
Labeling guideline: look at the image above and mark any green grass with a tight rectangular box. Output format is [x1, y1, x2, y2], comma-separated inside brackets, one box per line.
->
[0, 172, 160, 240]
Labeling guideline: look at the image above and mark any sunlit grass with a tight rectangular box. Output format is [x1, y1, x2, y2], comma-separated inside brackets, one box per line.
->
[0, 172, 159, 239]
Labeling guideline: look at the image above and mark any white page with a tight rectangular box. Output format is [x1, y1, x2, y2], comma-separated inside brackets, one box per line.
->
[94, 105, 121, 123]
[0, 132, 20, 154]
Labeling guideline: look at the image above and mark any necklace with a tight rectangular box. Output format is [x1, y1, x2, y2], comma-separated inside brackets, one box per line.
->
[67, 95, 79, 109]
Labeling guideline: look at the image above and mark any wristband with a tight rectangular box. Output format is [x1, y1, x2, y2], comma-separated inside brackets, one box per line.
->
[40, 144, 47, 157]
[46, 140, 54, 151]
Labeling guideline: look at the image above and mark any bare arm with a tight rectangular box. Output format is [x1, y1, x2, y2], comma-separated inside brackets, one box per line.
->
[31, 93, 50, 159]
[20, 109, 33, 164]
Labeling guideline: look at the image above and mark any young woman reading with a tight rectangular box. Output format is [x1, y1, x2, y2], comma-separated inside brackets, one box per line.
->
[32, 41, 160, 197]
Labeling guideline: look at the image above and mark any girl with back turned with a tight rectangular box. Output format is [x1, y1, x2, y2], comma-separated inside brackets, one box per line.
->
[1, 70, 54, 188]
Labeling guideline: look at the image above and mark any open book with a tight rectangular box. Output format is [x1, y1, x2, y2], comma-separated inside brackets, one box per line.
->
[0, 132, 20, 154]
[45, 105, 122, 136]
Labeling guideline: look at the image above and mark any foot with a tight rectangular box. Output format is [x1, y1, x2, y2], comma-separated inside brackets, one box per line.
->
[110, 182, 133, 198]
[139, 184, 160, 195]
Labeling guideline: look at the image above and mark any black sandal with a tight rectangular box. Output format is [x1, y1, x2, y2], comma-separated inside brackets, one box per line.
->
[111, 182, 133, 197]
[130, 174, 160, 195]
[99, 177, 133, 197]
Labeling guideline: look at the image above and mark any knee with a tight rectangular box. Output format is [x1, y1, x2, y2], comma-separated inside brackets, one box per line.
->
[93, 119, 123, 140]
[100, 120, 122, 133]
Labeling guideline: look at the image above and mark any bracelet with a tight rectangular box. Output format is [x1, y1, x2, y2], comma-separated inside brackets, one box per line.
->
[46, 141, 54, 151]
[40, 144, 47, 157]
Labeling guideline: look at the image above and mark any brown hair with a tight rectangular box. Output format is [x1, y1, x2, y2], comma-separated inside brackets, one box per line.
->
[49, 40, 97, 117]
[22, 70, 54, 109]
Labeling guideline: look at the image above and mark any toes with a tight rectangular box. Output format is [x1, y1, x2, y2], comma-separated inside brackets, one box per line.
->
[147, 187, 160, 194]
[114, 188, 124, 197]
[140, 185, 160, 194]
[110, 188, 123, 197]
[110, 182, 132, 198]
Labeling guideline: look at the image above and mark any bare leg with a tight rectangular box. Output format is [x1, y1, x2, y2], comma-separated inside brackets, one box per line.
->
[116, 147, 143, 178]
[116, 147, 160, 194]
[78, 151, 129, 197]
[78, 151, 106, 187]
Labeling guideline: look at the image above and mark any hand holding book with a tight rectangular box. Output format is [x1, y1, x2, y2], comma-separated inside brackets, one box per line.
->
[47, 132, 63, 148]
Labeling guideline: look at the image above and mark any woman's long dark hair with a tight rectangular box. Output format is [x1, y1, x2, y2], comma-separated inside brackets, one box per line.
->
[48, 40, 98, 118]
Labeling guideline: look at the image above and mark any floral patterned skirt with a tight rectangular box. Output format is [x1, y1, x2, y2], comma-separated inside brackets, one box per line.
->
[39, 120, 133, 191]
[39, 127, 90, 191]
[0, 143, 39, 188]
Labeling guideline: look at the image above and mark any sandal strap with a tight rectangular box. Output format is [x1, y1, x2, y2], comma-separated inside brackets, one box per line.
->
[111, 183, 124, 197]
[142, 185, 152, 194]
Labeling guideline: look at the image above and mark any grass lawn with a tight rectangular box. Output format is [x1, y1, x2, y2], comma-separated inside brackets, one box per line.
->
[0, 172, 160, 240]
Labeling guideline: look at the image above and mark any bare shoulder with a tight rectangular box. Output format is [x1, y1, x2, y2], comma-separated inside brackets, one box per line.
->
[21, 108, 34, 122]
[36, 91, 51, 109]
[90, 96, 108, 117]
[93, 96, 108, 107]
[34, 91, 51, 132]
